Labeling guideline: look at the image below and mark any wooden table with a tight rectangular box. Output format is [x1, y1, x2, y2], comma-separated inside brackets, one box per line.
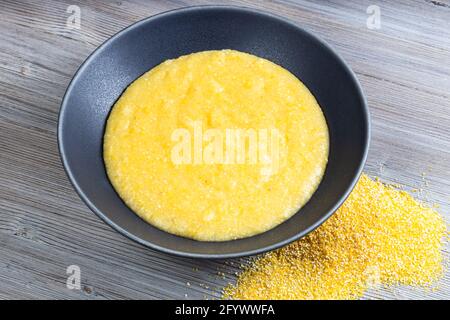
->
[1, 0, 449, 300]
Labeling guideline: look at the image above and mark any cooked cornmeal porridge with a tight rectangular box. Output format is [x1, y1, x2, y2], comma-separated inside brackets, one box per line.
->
[103, 50, 329, 241]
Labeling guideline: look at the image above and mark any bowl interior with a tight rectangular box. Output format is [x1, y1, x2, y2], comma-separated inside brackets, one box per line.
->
[58, 6, 369, 258]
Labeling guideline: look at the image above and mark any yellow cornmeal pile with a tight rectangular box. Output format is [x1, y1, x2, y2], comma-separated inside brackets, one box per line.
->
[224, 174, 447, 300]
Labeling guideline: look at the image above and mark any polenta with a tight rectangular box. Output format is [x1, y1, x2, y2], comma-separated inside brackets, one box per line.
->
[103, 50, 329, 241]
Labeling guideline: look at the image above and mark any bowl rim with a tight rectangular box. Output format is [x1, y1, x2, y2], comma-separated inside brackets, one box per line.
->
[57, 5, 371, 259]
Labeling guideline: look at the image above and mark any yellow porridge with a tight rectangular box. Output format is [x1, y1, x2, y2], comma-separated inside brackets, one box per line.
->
[103, 50, 329, 241]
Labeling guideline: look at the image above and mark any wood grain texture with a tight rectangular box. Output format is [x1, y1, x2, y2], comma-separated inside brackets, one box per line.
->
[0, 0, 449, 300]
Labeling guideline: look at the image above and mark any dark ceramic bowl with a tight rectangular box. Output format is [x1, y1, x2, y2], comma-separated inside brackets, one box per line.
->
[58, 6, 370, 258]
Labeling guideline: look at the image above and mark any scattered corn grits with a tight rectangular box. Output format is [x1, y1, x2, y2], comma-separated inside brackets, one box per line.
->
[224, 174, 447, 299]
[104, 50, 329, 241]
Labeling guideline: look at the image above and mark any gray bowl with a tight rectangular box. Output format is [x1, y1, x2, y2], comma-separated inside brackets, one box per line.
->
[58, 6, 370, 258]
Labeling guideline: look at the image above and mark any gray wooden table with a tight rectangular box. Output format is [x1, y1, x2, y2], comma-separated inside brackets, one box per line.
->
[1, 0, 449, 300]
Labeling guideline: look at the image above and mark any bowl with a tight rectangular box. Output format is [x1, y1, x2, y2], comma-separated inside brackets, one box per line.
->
[58, 6, 370, 258]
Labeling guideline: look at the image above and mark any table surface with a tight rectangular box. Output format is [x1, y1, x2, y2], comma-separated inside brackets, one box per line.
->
[1, 0, 449, 300]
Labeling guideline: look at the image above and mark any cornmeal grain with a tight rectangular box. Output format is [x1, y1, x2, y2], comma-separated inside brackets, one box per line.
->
[224, 174, 447, 299]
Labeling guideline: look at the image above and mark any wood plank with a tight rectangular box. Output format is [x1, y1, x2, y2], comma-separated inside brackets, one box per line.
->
[0, 0, 449, 299]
